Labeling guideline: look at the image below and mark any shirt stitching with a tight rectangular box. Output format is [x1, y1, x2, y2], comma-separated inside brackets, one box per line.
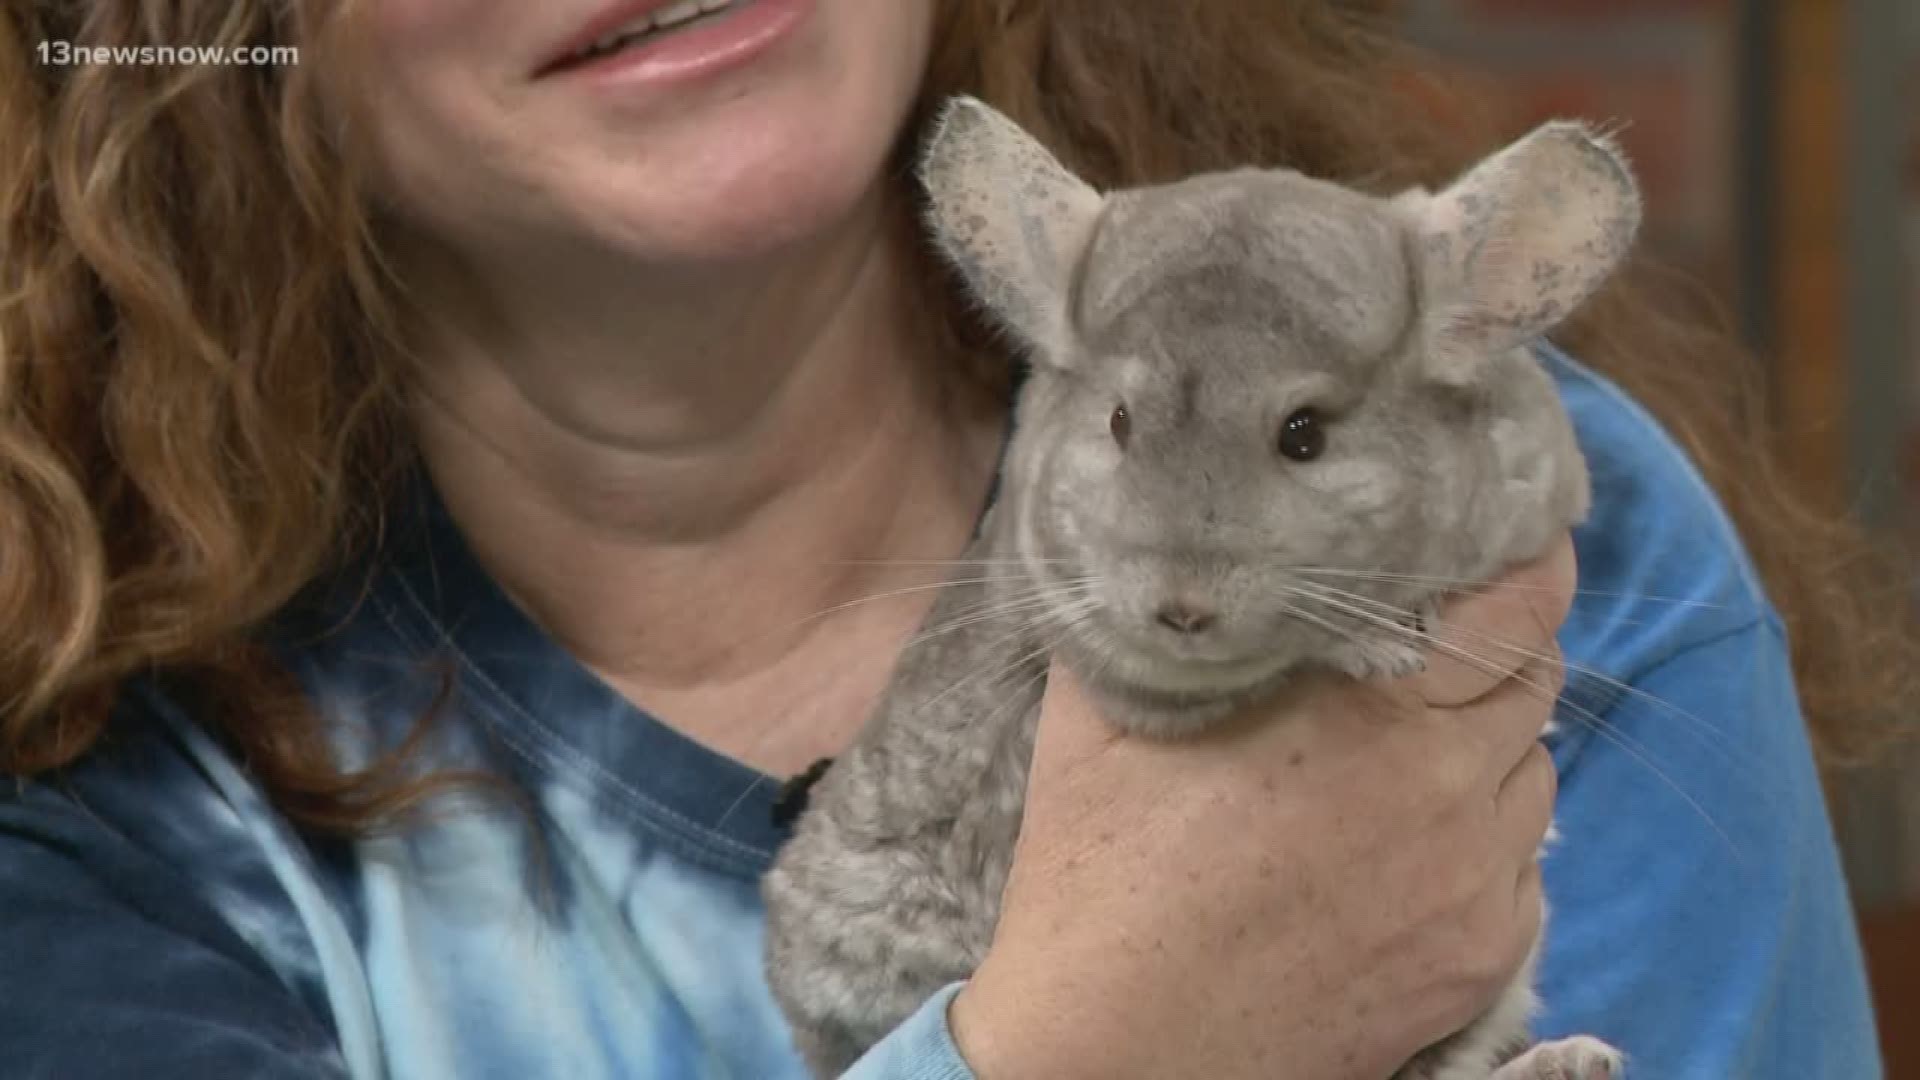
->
[373, 572, 773, 873]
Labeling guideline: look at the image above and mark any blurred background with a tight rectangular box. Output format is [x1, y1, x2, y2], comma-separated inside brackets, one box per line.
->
[1377, 0, 1919, 1070]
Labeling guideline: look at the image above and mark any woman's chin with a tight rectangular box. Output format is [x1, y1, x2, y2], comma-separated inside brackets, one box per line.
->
[569, 147, 892, 267]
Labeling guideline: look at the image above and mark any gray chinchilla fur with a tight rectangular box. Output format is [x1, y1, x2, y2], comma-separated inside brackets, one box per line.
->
[763, 95, 1641, 1079]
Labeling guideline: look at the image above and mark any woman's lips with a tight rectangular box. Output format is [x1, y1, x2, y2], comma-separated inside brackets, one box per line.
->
[534, 0, 813, 90]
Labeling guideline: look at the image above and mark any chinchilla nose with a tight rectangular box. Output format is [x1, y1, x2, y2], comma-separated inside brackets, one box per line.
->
[1154, 599, 1217, 634]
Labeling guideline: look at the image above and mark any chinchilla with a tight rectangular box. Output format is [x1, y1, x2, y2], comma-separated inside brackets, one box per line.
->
[763, 95, 1640, 1080]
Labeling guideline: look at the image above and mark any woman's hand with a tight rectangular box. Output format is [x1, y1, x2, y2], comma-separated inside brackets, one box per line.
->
[949, 535, 1577, 1080]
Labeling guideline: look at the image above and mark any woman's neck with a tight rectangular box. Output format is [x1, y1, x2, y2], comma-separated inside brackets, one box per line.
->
[404, 187, 1007, 766]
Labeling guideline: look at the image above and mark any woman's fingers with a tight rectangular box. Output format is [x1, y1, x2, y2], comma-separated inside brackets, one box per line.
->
[1509, 860, 1546, 952]
[1496, 740, 1558, 859]
[1455, 646, 1564, 759]
[1409, 533, 1578, 708]
[988, 633, 1577, 1079]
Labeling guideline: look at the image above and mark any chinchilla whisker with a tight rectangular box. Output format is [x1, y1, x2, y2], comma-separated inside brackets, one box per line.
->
[1076, 624, 1124, 693]
[1539, 697, 1744, 860]
[1031, 604, 1114, 688]
[895, 606, 1067, 662]
[781, 566, 1100, 640]
[935, 575, 1103, 623]
[1287, 579, 1756, 772]
[1286, 567, 1729, 612]
[1283, 587, 1740, 857]
[710, 774, 769, 836]
[909, 595, 1104, 718]
[919, 642, 1047, 715]
[1291, 583, 1770, 803]
[771, 576, 1055, 638]
[915, 636, 1061, 721]
[1273, 600, 1386, 661]
[897, 583, 1102, 654]
[893, 606, 1054, 659]
[900, 574, 1099, 625]
[917, 589, 1071, 637]
[978, 663, 1054, 738]
[1289, 572, 1664, 631]
[823, 557, 1078, 568]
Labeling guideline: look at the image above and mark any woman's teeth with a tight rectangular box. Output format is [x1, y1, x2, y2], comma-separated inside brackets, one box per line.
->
[572, 0, 738, 63]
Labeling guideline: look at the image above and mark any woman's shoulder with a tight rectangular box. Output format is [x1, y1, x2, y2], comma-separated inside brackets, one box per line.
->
[1537, 339, 1796, 796]
[1541, 342, 1777, 680]
[1529, 345, 1880, 1074]
[0, 679, 352, 1075]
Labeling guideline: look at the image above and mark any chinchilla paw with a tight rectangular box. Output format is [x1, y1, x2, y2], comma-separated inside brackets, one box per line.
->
[1362, 639, 1429, 680]
[1493, 1036, 1624, 1080]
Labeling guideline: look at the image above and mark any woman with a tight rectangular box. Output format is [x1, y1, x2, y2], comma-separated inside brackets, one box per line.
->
[0, 1, 1906, 1076]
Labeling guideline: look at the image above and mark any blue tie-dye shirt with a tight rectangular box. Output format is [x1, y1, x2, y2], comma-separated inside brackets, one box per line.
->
[0, 348, 1882, 1078]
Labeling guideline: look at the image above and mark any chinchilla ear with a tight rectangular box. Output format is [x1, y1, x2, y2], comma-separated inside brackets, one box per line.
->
[1400, 121, 1642, 384]
[919, 95, 1106, 364]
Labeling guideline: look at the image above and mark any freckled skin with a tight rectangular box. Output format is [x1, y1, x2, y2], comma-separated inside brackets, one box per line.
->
[763, 99, 1641, 1078]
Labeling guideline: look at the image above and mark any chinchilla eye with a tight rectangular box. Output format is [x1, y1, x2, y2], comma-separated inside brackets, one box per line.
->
[1110, 404, 1132, 449]
[1277, 407, 1326, 461]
